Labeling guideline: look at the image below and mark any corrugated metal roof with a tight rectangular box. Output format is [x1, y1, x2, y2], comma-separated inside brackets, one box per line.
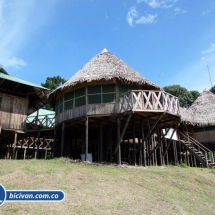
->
[0, 72, 48, 90]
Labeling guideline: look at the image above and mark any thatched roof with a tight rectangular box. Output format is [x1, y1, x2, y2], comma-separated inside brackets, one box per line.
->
[180, 89, 215, 126]
[49, 49, 161, 101]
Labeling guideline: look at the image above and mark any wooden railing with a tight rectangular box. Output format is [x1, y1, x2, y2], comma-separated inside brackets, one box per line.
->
[119, 90, 180, 115]
[25, 114, 55, 130]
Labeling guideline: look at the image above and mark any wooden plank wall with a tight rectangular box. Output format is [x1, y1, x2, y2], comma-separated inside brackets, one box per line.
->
[193, 130, 215, 144]
[56, 103, 119, 125]
[0, 93, 28, 130]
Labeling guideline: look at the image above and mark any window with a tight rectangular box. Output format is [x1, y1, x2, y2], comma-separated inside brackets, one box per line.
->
[55, 96, 63, 115]
[102, 84, 115, 93]
[74, 87, 86, 107]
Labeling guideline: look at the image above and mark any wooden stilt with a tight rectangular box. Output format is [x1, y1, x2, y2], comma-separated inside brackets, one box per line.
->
[141, 119, 146, 166]
[128, 140, 131, 165]
[85, 117, 88, 161]
[24, 148, 26, 159]
[132, 121, 136, 165]
[61, 122, 65, 157]
[100, 124, 103, 162]
[53, 130, 57, 157]
[37, 130, 41, 159]
[117, 118, 121, 164]
[12, 131, 17, 159]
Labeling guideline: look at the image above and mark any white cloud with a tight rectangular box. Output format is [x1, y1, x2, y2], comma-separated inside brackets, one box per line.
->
[174, 7, 187, 15]
[0, 0, 58, 71]
[4, 57, 27, 69]
[201, 10, 210, 16]
[136, 14, 157, 24]
[137, 0, 177, 9]
[201, 44, 215, 55]
[127, 6, 138, 26]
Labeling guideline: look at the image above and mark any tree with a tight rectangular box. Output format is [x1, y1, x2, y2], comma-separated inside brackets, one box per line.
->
[41, 76, 67, 110]
[210, 85, 215, 94]
[190, 90, 200, 104]
[163, 85, 199, 108]
[41, 76, 66, 91]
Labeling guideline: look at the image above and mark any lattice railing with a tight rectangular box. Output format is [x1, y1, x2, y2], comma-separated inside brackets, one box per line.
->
[15, 137, 54, 150]
[25, 114, 55, 130]
[119, 90, 180, 114]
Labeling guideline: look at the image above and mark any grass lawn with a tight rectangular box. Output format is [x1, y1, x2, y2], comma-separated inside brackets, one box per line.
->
[0, 159, 215, 215]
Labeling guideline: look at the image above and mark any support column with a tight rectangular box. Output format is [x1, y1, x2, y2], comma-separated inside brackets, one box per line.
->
[141, 119, 146, 166]
[132, 121, 136, 166]
[61, 122, 65, 157]
[37, 130, 41, 159]
[100, 124, 103, 162]
[12, 131, 17, 160]
[117, 118, 121, 165]
[53, 130, 57, 157]
[85, 117, 88, 161]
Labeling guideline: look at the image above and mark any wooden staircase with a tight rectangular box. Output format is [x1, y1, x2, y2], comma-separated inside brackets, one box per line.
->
[179, 132, 215, 168]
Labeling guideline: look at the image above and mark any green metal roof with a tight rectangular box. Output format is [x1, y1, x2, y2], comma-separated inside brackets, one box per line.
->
[0, 72, 48, 90]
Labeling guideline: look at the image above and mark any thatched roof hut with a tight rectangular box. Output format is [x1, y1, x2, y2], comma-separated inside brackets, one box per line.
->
[180, 89, 215, 126]
[48, 49, 161, 103]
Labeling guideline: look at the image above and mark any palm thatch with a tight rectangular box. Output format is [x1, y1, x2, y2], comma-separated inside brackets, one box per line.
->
[180, 89, 215, 126]
[48, 49, 161, 100]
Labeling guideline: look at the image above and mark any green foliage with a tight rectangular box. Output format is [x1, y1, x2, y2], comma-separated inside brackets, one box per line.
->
[210, 85, 215, 94]
[41, 76, 66, 91]
[41, 76, 66, 110]
[163, 85, 200, 108]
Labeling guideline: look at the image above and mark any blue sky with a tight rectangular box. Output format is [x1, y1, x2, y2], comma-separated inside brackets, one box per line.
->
[0, 0, 215, 92]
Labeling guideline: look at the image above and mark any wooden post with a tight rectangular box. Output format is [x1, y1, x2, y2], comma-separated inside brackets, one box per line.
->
[85, 117, 88, 161]
[132, 121, 136, 165]
[147, 118, 151, 166]
[24, 148, 26, 159]
[61, 122, 65, 157]
[141, 119, 146, 166]
[37, 130, 41, 159]
[53, 130, 57, 157]
[27, 136, 30, 159]
[100, 124, 103, 162]
[128, 140, 131, 165]
[12, 131, 17, 159]
[117, 118, 121, 165]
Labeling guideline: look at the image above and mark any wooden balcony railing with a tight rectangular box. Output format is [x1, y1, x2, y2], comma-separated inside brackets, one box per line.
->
[25, 114, 55, 130]
[119, 90, 180, 115]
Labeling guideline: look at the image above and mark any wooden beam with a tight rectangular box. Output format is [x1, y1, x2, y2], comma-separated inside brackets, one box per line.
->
[132, 121, 136, 165]
[100, 124, 103, 162]
[61, 122, 65, 157]
[12, 131, 17, 159]
[117, 118, 121, 164]
[135, 113, 165, 154]
[162, 127, 176, 157]
[13, 83, 20, 91]
[114, 113, 132, 154]
[85, 117, 88, 161]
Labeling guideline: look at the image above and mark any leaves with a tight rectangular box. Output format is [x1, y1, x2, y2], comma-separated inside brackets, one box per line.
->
[41, 76, 66, 91]
[210, 85, 215, 94]
[163, 85, 200, 108]
[41, 76, 67, 110]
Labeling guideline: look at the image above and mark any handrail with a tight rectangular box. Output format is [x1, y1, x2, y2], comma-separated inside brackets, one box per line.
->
[180, 131, 214, 164]
[118, 90, 180, 115]
[184, 132, 211, 152]
[180, 132, 207, 152]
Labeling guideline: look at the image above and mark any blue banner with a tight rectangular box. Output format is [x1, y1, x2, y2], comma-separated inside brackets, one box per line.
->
[0, 184, 65, 206]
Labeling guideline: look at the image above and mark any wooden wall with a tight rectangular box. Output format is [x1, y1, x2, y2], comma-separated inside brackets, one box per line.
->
[193, 130, 215, 144]
[0, 93, 28, 130]
[56, 103, 119, 125]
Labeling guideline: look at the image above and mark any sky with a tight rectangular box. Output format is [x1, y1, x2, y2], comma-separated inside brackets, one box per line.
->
[0, 0, 215, 92]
